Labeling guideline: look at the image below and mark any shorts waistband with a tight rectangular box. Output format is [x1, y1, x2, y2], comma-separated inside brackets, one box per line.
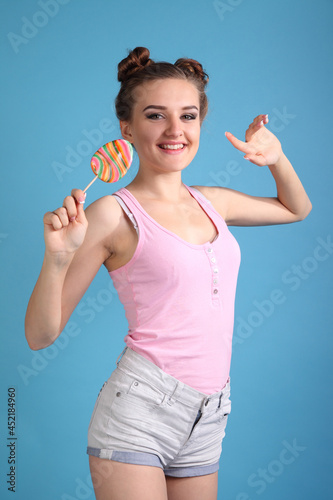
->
[115, 346, 230, 410]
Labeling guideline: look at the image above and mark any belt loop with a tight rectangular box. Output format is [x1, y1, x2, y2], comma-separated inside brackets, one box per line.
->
[116, 346, 128, 367]
[167, 381, 184, 406]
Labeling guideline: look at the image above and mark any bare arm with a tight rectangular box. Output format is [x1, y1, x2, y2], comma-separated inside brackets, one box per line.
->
[25, 190, 119, 350]
[194, 114, 312, 226]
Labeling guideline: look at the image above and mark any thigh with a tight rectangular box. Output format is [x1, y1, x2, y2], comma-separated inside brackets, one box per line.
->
[89, 455, 168, 500]
[166, 472, 218, 500]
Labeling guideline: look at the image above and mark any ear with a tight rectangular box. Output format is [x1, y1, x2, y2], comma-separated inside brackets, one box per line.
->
[120, 121, 133, 143]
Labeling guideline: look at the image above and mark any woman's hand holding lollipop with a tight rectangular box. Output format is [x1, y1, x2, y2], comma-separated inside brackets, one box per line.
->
[43, 189, 88, 259]
[42, 139, 133, 260]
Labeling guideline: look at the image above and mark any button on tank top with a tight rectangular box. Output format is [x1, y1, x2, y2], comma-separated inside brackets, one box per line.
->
[110, 184, 241, 394]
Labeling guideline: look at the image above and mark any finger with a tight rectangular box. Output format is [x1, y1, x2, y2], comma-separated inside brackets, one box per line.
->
[253, 114, 269, 128]
[69, 190, 88, 225]
[245, 114, 270, 142]
[53, 207, 71, 227]
[71, 189, 86, 205]
[245, 116, 262, 141]
[43, 210, 67, 231]
[243, 153, 267, 167]
[247, 115, 268, 133]
[225, 131, 250, 153]
[75, 199, 88, 226]
[63, 195, 78, 222]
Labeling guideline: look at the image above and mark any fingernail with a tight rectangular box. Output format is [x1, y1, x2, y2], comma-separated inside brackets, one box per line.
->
[70, 216, 76, 221]
[244, 157, 250, 161]
[78, 196, 85, 203]
[78, 200, 85, 204]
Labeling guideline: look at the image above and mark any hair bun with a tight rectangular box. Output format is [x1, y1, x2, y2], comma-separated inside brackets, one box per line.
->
[174, 58, 209, 86]
[115, 48, 209, 122]
[117, 47, 154, 83]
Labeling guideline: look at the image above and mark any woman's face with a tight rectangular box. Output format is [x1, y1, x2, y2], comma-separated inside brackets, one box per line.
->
[120, 78, 201, 175]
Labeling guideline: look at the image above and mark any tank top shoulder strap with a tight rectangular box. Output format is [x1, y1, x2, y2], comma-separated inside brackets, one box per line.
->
[186, 185, 212, 206]
[186, 185, 228, 225]
[112, 189, 139, 235]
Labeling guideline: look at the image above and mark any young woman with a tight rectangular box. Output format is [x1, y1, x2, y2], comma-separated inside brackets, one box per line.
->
[25, 47, 312, 500]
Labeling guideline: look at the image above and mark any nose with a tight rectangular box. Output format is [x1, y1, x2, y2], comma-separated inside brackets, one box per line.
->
[165, 116, 183, 137]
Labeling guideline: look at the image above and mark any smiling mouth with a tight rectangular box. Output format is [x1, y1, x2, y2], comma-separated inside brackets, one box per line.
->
[158, 144, 186, 150]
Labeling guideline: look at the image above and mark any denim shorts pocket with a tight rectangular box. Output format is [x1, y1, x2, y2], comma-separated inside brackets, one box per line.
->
[112, 368, 165, 410]
[218, 396, 231, 424]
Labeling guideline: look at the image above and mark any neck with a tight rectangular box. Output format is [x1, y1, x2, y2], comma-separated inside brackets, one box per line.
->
[126, 168, 187, 203]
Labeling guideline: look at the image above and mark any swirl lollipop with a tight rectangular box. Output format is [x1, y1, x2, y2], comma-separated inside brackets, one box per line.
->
[83, 139, 133, 192]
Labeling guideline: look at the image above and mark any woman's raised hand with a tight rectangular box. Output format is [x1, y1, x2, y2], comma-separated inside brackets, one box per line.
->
[43, 189, 89, 258]
[225, 114, 283, 167]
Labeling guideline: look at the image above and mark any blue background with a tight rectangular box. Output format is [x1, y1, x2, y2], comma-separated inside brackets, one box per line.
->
[1, 0, 332, 498]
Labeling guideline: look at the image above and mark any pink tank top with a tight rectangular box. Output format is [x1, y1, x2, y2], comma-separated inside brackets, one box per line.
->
[110, 184, 241, 394]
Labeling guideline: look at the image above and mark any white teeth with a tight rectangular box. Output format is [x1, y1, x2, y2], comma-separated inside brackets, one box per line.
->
[159, 144, 185, 150]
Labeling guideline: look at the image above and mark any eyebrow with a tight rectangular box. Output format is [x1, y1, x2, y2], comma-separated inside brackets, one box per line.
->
[142, 105, 199, 112]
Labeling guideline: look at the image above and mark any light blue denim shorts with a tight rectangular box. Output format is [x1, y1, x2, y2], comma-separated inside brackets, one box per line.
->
[87, 346, 231, 478]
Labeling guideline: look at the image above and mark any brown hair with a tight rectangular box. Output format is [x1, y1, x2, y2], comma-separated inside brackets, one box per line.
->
[115, 47, 209, 123]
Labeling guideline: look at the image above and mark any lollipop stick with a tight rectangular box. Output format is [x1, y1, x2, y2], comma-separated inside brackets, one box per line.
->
[83, 175, 98, 193]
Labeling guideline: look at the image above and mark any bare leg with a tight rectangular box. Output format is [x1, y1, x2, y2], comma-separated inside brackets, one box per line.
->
[89, 455, 168, 500]
[166, 472, 219, 500]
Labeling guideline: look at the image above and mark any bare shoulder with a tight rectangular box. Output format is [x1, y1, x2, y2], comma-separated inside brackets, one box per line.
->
[84, 194, 138, 271]
[85, 194, 123, 231]
[82, 194, 130, 254]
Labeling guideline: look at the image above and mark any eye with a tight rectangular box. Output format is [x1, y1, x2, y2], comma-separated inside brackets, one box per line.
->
[182, 114, 197, 120]
[146, 113, 163, 120]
